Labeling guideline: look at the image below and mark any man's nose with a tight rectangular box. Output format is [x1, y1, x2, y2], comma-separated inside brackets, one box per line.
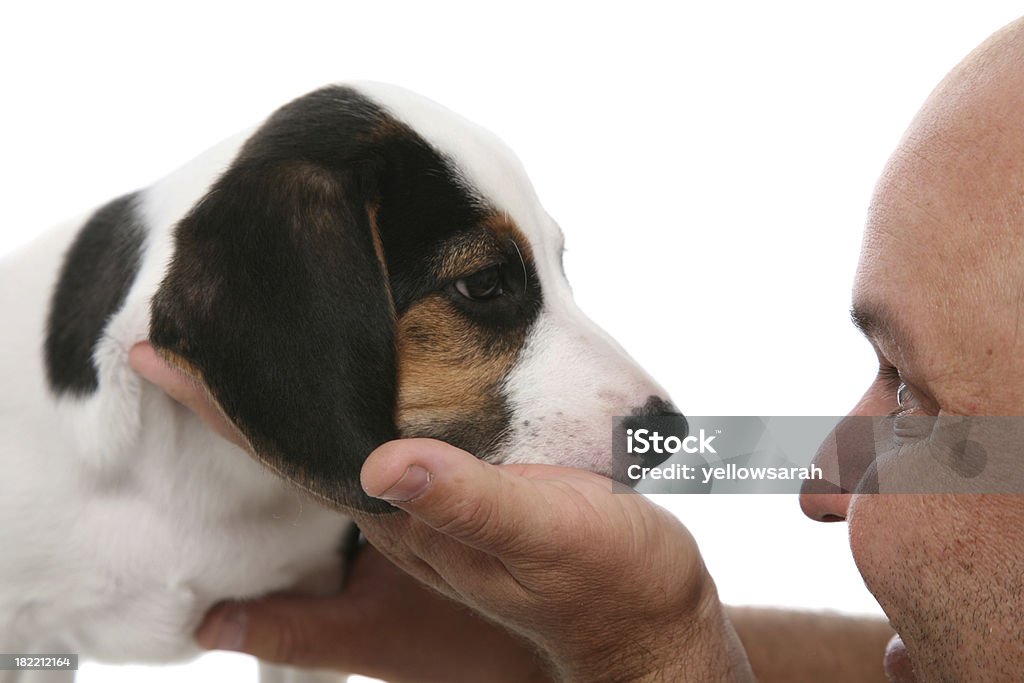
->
[799, 490, 852, 522]
[799, 414, 879, 522]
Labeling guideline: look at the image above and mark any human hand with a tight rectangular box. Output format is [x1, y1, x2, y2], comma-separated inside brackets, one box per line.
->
[131, 341, 553, 680]
[354, 439, 753, 682]
[131, 341, 752, 681]
[197, 543, 554, 682]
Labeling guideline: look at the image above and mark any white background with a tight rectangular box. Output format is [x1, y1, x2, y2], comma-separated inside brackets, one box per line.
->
[2, 2, 1020, 681]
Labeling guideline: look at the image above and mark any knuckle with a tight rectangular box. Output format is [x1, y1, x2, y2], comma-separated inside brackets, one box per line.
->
[268, 613, 316, 665]
[269, 618, 297, 664]
[433, 491, 501, 545]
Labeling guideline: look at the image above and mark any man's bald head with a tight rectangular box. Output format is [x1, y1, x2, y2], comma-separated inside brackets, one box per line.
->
[857, 17, 1024, 414]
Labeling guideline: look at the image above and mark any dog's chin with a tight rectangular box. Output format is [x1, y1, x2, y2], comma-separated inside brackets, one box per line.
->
[490, 443, 651, 492]
[397, 423, 624, 483]
[498, 457, 617, 481]
[485, 439, 618, 481]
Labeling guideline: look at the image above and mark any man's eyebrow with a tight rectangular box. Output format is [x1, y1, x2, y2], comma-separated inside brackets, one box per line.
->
[850, 304, 879, 339]
[850, 302, 917, 359]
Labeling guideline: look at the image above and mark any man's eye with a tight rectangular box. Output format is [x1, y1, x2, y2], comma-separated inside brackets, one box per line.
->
[455, 266, 504, 301]
[880, 365, 921, 416]
[897, 382, 913, 409]
[894, 380, 927, 416]
[897, 382, 913, 410]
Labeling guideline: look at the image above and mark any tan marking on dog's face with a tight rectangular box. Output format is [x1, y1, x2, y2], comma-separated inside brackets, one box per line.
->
[432, 213, 536, 280]
[394, 214, 538, 457]
[395, 295, 512, 439]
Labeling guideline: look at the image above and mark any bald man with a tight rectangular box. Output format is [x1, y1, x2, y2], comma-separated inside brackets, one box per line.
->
[798, 16, 1024, 681]
[131, 16, 1024, 683]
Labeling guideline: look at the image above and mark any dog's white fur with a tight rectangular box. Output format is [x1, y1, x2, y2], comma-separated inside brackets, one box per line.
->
[0, 83, 669, 680]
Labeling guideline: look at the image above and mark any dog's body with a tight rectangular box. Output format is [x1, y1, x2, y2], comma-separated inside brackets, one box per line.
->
[1, 135, 354, 671]
[0, 83, 679, 680]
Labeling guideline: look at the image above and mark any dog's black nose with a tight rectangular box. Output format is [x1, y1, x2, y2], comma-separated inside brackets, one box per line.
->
[622, 396, 688, 468]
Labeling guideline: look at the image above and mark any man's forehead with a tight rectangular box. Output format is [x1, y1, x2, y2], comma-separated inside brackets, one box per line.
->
[853, 115, 1024, 355]
[851, 220, 1023, 408]
[856, 152, 1024, 344]
[859, 11, 1024, 273]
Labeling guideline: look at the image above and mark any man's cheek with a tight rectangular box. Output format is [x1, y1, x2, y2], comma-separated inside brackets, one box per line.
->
[848, 494, 1022, 681]
[846, 495, 937, 650]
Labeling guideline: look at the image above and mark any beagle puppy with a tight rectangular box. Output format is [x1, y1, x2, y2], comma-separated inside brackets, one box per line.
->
[0, 83, 681, 681]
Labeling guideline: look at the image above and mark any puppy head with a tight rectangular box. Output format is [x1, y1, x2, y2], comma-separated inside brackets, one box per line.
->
[151, 84, 680, 514]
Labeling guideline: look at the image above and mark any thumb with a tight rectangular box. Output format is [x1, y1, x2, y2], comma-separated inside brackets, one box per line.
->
[360, 438, 552, 554]
[196, 594, 358, 668]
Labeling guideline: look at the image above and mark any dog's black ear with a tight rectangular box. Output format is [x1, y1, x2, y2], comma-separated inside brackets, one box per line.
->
[150, 159, 397, 514]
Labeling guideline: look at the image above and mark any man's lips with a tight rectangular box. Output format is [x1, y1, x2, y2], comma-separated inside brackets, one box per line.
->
[884, 633, 917, 683]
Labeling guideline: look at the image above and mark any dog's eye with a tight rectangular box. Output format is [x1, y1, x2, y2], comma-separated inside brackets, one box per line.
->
[455, 266, 503, 301]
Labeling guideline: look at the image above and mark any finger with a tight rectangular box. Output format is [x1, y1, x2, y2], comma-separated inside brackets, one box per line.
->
[196, 573, 555, 681]
[129, 342, 248, 449]
[360, 438, 558, 556]
[128, 342, 199, 405]
[196, 594, 360, 669]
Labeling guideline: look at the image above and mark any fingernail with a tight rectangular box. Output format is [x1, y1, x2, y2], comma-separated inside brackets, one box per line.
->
[211, 608, 247, 651]
[377, 464, 432, 502]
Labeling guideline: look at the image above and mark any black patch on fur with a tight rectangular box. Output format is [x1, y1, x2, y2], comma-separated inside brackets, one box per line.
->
[45, 193, 145, 396]
[150, 86, 543, 514]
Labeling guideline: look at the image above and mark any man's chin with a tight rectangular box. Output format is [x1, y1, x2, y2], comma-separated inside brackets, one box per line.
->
[884, 633, 917, 683]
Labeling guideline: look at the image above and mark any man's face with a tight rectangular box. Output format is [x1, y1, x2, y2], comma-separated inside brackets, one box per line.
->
[800, 20, 1024, 683]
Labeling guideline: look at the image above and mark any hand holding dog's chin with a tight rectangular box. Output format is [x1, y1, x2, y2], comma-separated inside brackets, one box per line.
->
[131, 343, 748, 679]
[355, 439, 754, 683]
